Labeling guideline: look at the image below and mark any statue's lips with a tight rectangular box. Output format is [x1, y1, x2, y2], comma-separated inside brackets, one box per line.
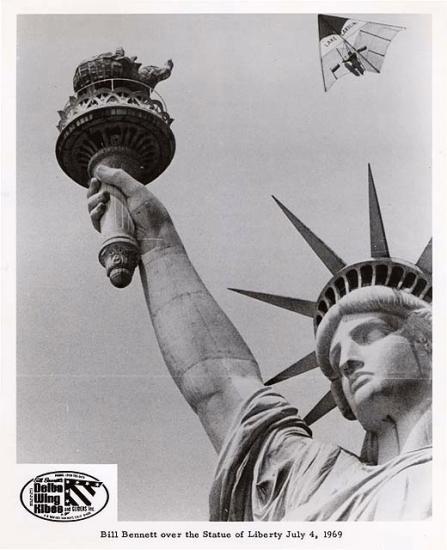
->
[349, 372, 373, 393]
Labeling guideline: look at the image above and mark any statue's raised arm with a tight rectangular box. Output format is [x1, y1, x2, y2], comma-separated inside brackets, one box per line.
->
[87, 166, 264, 451]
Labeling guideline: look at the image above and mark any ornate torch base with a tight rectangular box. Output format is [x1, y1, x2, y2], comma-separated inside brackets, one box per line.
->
[98, 237, 140, 288]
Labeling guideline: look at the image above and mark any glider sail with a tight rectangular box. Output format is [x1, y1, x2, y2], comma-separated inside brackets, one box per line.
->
[318, 14, 404, 91]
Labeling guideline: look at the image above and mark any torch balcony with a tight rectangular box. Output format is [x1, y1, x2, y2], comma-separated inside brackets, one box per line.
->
[57, 78, 173, 132]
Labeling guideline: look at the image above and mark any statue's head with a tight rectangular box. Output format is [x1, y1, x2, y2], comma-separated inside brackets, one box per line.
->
[315, 286, 432, 429]
[230, 165, 432, 434]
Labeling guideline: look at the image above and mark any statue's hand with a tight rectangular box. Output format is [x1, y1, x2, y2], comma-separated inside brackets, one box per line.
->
[87, 165, 181, 254]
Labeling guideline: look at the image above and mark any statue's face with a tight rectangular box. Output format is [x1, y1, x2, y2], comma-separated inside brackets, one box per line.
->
[329, 312, 431, 430]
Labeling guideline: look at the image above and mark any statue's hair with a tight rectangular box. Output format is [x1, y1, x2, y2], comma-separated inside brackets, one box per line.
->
[315, 286, 432, 421]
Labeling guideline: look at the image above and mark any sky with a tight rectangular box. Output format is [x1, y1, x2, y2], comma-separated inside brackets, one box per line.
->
[16, 12, 431, 521]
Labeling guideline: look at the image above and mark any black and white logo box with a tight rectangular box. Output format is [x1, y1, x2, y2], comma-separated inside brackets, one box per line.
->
[20, 470, 109, 522]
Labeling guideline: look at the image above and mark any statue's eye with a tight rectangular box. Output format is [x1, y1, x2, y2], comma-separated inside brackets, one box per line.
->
[361, 325, 392, 344]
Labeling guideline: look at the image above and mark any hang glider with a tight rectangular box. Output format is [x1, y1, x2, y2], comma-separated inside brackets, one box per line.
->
[318, 14, 405, 92]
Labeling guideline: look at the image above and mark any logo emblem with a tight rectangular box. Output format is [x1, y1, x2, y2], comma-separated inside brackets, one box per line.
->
[20, 471, 109, 522]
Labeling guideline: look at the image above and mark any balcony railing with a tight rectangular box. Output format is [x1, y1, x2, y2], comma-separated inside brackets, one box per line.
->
[57, 78, 172, 132]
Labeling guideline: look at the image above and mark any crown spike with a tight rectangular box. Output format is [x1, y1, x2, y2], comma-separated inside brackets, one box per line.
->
[416, 238, 432, 274]
[272, 196, 346, 275]
[368, 164, 390, 258]
[228, 288, 315, 317]
[303, 390, 336, 426]
[264, 352, 318, 385]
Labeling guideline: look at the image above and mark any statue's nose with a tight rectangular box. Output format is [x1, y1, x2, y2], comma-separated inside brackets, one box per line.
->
[340, 359, 364, 378]
[339, 340, 363, 377]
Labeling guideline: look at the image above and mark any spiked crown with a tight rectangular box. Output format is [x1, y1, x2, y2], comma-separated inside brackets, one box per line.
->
[230, 165, 432, 425]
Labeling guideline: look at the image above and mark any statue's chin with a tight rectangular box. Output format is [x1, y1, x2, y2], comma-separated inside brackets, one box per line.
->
[348, 388, 387, 432]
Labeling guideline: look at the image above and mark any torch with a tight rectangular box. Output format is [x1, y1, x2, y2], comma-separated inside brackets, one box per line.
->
[56, 48, 175, 288]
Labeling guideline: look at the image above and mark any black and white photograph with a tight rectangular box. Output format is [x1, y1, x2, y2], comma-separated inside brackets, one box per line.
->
[1, 1, 445, 548]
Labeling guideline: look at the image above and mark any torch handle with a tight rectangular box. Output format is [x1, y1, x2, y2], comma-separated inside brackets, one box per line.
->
[88, 153, 141, 288]
[99, 183, 135, 238]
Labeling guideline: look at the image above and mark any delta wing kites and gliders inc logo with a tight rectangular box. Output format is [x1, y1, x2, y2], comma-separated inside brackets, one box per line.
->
[20, 471, 109, 522]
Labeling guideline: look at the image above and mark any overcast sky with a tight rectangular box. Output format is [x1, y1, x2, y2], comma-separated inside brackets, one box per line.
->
[16, 13, 431, 520]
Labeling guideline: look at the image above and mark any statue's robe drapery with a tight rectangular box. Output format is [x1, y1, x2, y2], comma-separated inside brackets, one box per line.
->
[210, 388, 431, 521]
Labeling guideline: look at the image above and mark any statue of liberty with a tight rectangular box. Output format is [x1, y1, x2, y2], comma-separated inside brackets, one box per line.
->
[86, 163, 432, 521]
